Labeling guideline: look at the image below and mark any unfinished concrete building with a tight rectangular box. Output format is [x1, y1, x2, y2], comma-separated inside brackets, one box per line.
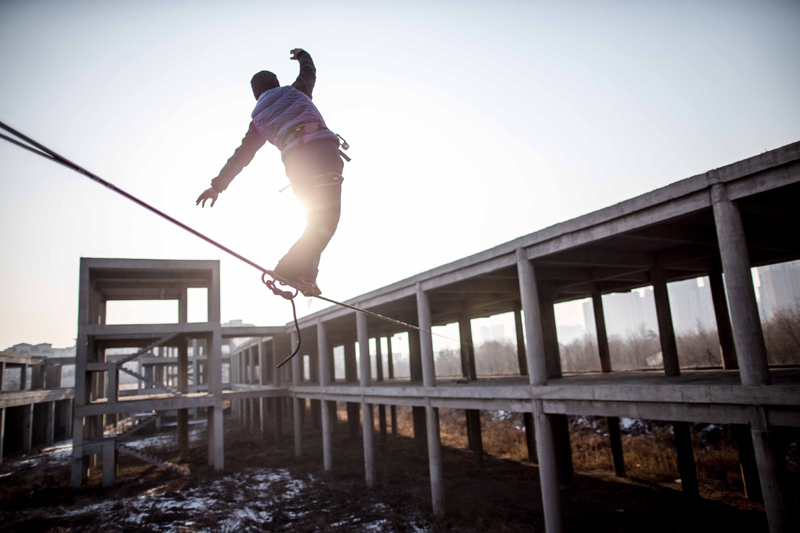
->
[0, 352, 73, 462]
[70, 258, 283, 487]
[229, 142, 800, 532]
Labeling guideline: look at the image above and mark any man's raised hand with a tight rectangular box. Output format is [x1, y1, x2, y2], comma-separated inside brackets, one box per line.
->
[196, 187, 219, 208]
[290, 48, 304, 60]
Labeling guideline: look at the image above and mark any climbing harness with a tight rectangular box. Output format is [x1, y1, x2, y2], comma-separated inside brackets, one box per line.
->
[278, 130, 350, 193]
[0, 121, 465, 368]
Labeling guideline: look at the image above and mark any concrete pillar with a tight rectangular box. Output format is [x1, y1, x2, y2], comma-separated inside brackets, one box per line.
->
[387, 336, 397, 434]
[533, 400, 563, 533]
[518, 249, 562, 530]
[711, 183, 770, 385]
[592, 292, 612, 373]
[749, 408, 790, 532]
[515, 306, 538, 463]
[46, 401, 55, 446]
[208, 325, 224, 472]
[22, 404, 33, 453]
[516, 249, 548, 386]
[423, 406, 444, 517]
[539, 289, 563, 379]
[32, 365, 45, 390]
[514, 305, 528, 376]
[272, 338, 286, 446]
[375, 338, 387, 444]
[459, 314, 477, 381]
[523, 412, 538, 463]
[375, 336, 384, 382]
[0, 361, 4, 392]
[416, 286, 437, 388]
[291, 332, 303, 458]
[357, 313, 375, 487]
[318, 320, 333, 471]
[607, 416, 625, 477]
[466, 409, 483, 469]
[344, 341, 360, 440]
[673, 421, 699, 498]
[0, 408, 5, 464]
[731, 424, 762, 502]
[651, 264, 681, 376]
[708, 269, 739, 369]
[459, 314, 482, 467]
[102, 438, 116, 487]
[417, 286, 444, 516]
[21, 364, 28, 391]
[177, 288, 190, 461]
[409, 329, 427, 454]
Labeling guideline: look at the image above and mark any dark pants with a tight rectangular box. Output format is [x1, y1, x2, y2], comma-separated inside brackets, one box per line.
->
[276, 140, 344, 281]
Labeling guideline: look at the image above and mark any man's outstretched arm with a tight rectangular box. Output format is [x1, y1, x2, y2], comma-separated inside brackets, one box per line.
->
[197, 121, 266, 207]
[291, 48, 316, 99]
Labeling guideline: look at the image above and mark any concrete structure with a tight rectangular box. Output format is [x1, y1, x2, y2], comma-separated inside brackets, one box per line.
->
[0, 352, 74, 463]
[70, 258, 284, 487]
[226, 142, 800, 532]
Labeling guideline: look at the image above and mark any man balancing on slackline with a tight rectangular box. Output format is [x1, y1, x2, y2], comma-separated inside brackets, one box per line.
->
[196, 48, 349, 297]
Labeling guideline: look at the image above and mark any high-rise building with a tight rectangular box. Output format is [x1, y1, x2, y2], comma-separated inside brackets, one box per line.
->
[757, 260, 800, 319]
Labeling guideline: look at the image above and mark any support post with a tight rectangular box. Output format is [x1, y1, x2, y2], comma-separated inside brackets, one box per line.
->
[651, 264, 681, 376]
[518, 249, 562, 530]
[458, 314, 477, 381]
[102, 439, 116, 487]
[409, 329, 427, 454]
[607, 416, 625, 477]
[673, 421, 699, 498]
[749, 408, 790, 532]
[208, 319, 224, 471]
[513, 304, 528, 376]
[376, 337, 387, 444]
[0, 408, 4, 464]
[178, 287, 189, 461]
[344, 341, 360, 440]
[711, 183, 770, 385]
[357, 313, 375, 487]
[417, 286, 444, 516]
[533, 400, 562, 533]
[459, 314, 482, 468]
[291, 332, 303, 458]
[386, 335, 398, 435]
[318, 320, 333, 471]
[46, 401, 55, 446]
[731, 424, 762, 502]
[708, 269, 739, 369]
[516, 249, 548, 386]
[416, 286, 437, 388]
[22, 404, 33, 454]
[592, 292, 612, 373]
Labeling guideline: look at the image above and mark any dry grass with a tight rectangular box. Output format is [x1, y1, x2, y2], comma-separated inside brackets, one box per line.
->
[559, 309, 800, 373]
[386, 406, 769, 503]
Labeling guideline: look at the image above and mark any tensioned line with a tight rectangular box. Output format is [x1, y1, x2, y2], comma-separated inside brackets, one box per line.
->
[0, 121, 468, 363]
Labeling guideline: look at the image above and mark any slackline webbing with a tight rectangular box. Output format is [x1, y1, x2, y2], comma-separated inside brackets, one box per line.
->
[0, 121, 467, 366]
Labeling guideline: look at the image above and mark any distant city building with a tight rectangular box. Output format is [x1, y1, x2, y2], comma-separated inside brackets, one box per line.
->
[583, 289, 659, 339]
[479, 324, 505, 343]
[666, 278, 716, 333]
[757, 260, 800, 318]
[3, 343, 75, 358]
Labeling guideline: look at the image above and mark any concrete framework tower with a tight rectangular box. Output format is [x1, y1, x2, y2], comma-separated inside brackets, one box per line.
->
[70, 259, 225, 487]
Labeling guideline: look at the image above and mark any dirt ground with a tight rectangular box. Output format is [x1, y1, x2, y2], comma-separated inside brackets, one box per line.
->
[0, 413, 794, 532]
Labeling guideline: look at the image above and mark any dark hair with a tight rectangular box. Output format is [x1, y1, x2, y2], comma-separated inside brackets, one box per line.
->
[250, 71, 280, 99]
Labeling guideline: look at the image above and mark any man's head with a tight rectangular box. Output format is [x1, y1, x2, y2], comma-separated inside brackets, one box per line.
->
[251, 71, 280, 100]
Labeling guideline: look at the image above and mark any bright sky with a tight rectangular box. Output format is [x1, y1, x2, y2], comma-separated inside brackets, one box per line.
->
[1, 0, 798, 349]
